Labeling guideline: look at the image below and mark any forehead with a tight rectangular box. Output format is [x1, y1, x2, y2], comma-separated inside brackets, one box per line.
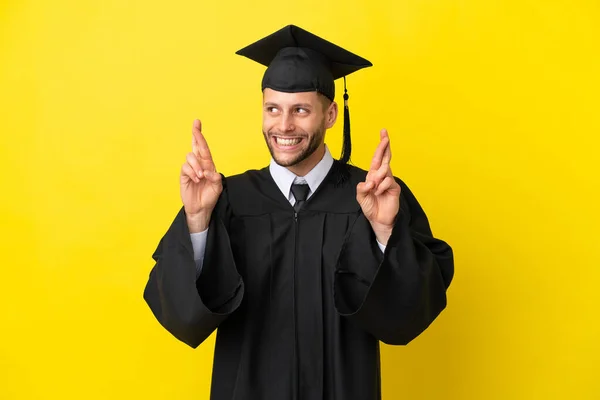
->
[262, 88, 322, 106]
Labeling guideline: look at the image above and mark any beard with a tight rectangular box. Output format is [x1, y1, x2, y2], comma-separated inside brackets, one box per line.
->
[263, 122, 326, 168]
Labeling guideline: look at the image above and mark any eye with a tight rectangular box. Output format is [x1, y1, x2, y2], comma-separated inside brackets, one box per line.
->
[296, 107, 309, 114]
[266, 107, 279, 114]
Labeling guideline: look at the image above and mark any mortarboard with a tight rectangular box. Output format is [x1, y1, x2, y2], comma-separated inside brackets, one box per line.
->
[236, 25, 372, 164]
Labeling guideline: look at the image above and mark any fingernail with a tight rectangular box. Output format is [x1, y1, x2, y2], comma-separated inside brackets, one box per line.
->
[197, 170, 203, 178]
[204, 171, 212, 178]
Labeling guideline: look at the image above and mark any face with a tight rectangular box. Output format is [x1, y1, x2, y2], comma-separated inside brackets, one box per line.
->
[262, 88, 337, 168]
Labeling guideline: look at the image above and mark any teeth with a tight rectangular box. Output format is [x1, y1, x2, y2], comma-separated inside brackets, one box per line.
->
[276, 137, 301, 146]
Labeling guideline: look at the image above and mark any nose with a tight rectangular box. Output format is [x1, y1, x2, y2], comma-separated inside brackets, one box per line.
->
[279, 112, 295, 133]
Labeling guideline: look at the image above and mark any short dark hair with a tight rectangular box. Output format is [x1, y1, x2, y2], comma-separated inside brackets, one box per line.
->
[317, 92, 332, 111]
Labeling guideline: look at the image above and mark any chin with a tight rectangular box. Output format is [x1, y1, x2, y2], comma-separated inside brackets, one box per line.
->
[272, 152, 306, 167]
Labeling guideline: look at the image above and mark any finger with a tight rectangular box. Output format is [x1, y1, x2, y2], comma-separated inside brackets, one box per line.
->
[186, 152, 204, 178]
[380, 128, 388, 141]
[192, 119, 214, 163]
[192, 136, 199, 158]
[374, 176, 395, 196]
[368, 167, 387, 187]
[182, 163, 200, 183]
[372, 150, 393, 182]
[381, 129, 392, 165]
[370, 136, 389, 171]
[192, 120, 202, 157]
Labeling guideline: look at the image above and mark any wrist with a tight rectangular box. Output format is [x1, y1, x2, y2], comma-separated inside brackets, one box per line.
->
[370, 222, 394, 246]
[186, 210, 212, 233]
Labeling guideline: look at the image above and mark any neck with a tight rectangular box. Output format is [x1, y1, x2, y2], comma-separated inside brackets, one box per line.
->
[287, 144, 326, 177]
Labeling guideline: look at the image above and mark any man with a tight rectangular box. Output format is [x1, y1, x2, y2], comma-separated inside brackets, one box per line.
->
[144, 25, 454, 400]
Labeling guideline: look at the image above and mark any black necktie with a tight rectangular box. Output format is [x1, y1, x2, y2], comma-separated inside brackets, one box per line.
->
[291, 183, 310, 212]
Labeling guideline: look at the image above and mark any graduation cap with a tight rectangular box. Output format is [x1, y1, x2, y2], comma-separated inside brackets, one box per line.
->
[236, 25, 372, 164]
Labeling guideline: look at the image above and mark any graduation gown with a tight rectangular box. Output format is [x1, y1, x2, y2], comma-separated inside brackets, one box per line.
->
[143, 161, 454, 400]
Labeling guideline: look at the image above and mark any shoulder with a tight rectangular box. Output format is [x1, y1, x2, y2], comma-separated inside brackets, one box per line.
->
[346, 163, 368, 178]
[218, 167, 286, 215]
[221, 167, 270, 190]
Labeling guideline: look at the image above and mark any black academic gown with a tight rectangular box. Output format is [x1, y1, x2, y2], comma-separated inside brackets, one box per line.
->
[143, 161, 454, 400]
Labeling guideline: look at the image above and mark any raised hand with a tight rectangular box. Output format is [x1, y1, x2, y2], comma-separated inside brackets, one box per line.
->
[356, 129, 401, 245]
[180, 119, 223, 233]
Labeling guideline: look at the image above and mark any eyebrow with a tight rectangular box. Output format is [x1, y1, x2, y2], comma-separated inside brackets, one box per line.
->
[264, 102, 314, 109]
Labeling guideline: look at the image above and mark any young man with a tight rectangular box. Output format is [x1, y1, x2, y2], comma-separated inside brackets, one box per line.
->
[144, 25, 454, 400]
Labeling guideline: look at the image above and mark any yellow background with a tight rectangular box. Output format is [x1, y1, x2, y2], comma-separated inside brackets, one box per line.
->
[1, 0, 599, 398]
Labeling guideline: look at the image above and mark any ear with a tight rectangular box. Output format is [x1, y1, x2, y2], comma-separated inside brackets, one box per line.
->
[325, 101, 338, 129]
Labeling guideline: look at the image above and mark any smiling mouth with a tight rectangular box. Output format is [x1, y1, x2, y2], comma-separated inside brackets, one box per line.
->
[273, 136, 303, 147]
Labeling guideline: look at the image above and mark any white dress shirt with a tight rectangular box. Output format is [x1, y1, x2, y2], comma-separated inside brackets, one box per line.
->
[190, 145, 386, 276]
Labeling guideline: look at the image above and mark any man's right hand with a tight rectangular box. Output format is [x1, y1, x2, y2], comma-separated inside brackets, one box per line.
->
[180, 119, 223, 233]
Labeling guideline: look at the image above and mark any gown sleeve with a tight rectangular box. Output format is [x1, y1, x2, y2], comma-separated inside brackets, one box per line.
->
[333, 178, 454, 345]
[143, 179, 244, 348]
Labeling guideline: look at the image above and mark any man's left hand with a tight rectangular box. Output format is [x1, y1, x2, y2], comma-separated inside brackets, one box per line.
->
[356, 129, 401, 246]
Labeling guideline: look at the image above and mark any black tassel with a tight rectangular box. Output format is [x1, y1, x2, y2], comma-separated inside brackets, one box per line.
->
[333, 76, 352, 186]
[340, 76, 352, 164]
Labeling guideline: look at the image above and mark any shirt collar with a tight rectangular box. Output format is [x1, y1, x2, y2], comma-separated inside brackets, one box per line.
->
[269, 145, 334, 201]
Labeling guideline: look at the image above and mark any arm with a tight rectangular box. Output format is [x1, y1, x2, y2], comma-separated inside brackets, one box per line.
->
[334, 179, 453, 345]
[143, 186, 244, 348]
[341, 128, 454, 345]
[143, 119, 244, 348]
